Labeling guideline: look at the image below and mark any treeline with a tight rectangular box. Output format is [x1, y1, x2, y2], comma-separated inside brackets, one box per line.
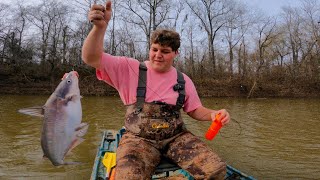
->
[0, 0, 319, 98]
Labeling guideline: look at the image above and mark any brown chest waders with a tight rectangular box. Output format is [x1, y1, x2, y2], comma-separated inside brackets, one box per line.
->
[115, 62, 226, 180]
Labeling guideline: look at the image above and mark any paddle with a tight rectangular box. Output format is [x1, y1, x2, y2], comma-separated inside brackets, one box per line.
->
[102, 152, 116, 179]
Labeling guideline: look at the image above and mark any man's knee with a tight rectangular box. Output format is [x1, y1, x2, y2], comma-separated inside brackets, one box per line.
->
[115, 135, 161, 179]
[166, 132, 227, 179]
[208, 162, 226, 180]
[115, 155, 151, 179]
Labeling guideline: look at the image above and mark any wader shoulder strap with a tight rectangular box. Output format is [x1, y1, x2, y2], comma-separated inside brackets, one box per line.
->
[173, 70, 185, 110]
[136, 62, 147, 110]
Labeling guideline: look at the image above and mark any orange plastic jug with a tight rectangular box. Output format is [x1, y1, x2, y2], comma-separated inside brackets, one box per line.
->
[205, 113, 222, 140]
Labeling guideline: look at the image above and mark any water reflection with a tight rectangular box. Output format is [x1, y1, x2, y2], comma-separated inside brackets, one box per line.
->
[0, 95, 319, 179]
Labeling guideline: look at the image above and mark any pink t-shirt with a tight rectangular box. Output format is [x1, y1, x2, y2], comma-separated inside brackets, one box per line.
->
[96, 53, 202, 113]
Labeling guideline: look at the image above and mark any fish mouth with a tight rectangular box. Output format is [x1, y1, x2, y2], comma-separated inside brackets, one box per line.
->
[73, 71, 79, 78]
[62, 71, 79, 80]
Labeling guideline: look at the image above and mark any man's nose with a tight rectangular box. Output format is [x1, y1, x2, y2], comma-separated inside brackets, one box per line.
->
[156, 51, 163, 57]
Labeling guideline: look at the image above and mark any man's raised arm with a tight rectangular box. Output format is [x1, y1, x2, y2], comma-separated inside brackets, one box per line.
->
[82, 1, 112, 69]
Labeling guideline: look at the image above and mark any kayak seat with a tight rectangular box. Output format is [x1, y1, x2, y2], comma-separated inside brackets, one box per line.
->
[154, 156, 181, 174]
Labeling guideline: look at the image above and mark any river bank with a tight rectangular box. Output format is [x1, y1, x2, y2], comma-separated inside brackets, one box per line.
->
[1, 62, 319, 98]
[1, 74, 319, 98]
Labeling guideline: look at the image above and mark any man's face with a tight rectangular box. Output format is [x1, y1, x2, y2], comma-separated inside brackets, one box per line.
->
[149, 43, 178, 73]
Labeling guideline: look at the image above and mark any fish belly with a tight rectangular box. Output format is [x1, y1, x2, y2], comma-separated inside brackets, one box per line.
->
[41, 98, 82, 166]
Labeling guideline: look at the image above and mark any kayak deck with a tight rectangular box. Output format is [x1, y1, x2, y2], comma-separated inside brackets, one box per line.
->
[91, 128, 256, 180]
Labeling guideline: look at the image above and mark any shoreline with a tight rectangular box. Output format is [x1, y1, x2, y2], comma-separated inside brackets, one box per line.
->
[1, 82, 319, 98]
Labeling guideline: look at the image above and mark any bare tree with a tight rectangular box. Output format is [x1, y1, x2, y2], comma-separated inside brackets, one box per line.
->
[223, 2, 251, 76]
[183, 24, 196, 78]
[72, 0, 97, 18]
[281, 6, 304, 80]
[299, 0, 320, 81]
[185, 0, 232, 74]
[247, 17, 278, 98]
[119, 0, 173, 53]
[237, 37, 248, 78]
[0, 3, 10, 62]
[23, 0, 72, 88]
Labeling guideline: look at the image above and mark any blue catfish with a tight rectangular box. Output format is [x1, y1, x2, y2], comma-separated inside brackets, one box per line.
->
[18, 71, 88, 166]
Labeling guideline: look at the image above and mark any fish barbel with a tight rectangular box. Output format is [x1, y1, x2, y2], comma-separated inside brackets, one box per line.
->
[18, 71, 88, 166]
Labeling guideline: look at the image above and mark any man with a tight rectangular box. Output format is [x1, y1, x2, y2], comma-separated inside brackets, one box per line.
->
[82, 1, 230, 179]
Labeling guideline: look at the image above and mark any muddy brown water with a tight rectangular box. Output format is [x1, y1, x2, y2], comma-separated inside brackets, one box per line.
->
[0, 95, 319, 179]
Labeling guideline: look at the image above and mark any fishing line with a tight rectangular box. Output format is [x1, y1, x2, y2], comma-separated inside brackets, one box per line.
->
[219, 117, 242, 138]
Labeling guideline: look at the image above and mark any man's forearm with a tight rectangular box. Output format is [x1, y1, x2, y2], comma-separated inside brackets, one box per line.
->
[82, 26, 107, 69]
[187, 106, 215, 121]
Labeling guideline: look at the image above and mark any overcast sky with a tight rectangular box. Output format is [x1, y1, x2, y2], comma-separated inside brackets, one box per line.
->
[241, 0, 302, 15]
[2, 0, 303, 16]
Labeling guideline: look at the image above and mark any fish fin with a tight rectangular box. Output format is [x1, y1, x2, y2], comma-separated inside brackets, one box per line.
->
[61, 95, 80, 104]
[75, 123, 89, 137]
[65, 137, 85, 157]
[64, 124, 88, 157]
[68, 94, 80, 101]
[18, 106, 44, 117]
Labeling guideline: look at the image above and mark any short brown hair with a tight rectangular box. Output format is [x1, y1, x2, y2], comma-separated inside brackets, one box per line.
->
[150, 29, 180, 51]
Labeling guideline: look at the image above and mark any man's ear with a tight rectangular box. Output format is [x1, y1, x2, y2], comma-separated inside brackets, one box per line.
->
[175, 50, 179, 55]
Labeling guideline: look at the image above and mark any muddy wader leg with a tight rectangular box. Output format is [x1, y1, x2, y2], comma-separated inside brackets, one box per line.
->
[166, 132, 226, 180]
[115, 133, 161, 180]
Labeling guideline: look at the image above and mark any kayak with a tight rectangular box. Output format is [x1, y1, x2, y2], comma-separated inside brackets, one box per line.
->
[90, 128, 256, 180]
